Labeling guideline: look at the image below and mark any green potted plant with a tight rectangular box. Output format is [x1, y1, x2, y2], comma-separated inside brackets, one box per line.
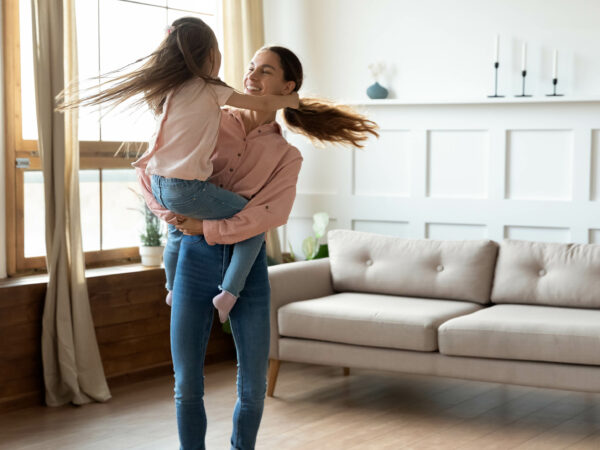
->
[129, 188, 165, 266]
[287, 212, 330, 262]
[139, 202, 165, 266]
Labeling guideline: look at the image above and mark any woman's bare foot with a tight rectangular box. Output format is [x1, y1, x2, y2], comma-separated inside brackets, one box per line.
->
[166, 290, 173, 307]
[212, 290, 238, 323]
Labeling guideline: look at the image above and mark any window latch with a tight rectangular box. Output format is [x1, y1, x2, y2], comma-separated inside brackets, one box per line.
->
[16, 158, 30, 169]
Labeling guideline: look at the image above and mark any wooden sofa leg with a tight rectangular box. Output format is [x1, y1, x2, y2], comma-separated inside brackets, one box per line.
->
[267, 359, 281, 397]
[343, 367, 350, 376]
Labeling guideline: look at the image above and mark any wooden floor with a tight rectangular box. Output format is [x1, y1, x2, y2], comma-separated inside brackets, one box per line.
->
[1, 361, 600, 449]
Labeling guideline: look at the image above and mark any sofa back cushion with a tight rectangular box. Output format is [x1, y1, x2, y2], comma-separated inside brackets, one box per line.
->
[327, 230, 499, 304]
[491, 239, 600, 308]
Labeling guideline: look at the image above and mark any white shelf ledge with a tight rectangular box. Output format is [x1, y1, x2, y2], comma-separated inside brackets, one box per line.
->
[344, 96, 600, 106]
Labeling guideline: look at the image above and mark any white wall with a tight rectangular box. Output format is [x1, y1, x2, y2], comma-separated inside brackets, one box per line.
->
[0, 3, 6, 279]
[263, 0, 600, 255]
[264, 0, 600, 101]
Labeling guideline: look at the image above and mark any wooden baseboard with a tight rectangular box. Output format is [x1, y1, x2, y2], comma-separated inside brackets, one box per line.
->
[0, 391, 45, 414]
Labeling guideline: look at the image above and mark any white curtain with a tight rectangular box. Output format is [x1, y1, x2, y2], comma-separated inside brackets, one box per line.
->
[31, 0, 111, 406]
[222, 0, 283, 263]
[0, 2, 6, 279]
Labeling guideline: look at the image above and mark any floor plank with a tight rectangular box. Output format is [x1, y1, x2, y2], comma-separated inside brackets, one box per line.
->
[1, 361, 599, 449]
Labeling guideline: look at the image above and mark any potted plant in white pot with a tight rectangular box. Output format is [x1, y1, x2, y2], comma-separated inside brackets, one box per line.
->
[287, 212, 330, 262]
[138, 200, 165, 267]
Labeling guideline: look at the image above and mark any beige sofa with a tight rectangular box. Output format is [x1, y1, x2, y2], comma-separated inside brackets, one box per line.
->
[266, 229, 600, 397]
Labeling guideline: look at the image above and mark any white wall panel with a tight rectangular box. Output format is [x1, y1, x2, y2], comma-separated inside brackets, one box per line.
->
[427, 131, 489, 199]
[288, 134, 346, 195]
[592, 130, 599, 201]
[505, 225, 571, 243]
[352, 220, 410, 238]
[506, 130, 573, 201]
[426, 223, 488, 240]
[590, 229, 600, 244]
[354, 131, 411, 197]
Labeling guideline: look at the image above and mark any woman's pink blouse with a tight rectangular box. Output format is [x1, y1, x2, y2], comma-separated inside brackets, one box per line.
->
[136, 107, 303, 245]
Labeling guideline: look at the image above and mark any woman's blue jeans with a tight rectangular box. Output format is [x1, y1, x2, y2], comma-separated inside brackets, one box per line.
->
[151, 175, 264, 297]
[171, 235, 270, 450]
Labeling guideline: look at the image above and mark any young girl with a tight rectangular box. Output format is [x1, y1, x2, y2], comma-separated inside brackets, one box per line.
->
[58, 17, 298, 323]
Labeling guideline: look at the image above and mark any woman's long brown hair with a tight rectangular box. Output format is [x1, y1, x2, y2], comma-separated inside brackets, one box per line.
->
[264, 46, 379, 148]
[56, 17, 227, 115]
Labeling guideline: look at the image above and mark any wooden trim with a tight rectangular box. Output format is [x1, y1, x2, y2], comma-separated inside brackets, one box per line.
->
[17, 139, 37, 152]
[85, 247, 140, 267]
[17, 247, 141, 274]
[4, 0, 19, 275]
[16, 140, 149, 157]
[79, 140, 148, 157]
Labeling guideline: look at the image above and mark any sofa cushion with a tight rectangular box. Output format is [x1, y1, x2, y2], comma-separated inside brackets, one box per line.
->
[278, 292, 482, 352]
[438, 304, 600, 366]
[491, 240, 600, 308]
[327, 230, 498, 304]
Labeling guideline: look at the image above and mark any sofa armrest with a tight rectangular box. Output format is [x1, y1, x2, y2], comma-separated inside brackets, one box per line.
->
[268, 258, 334, 359]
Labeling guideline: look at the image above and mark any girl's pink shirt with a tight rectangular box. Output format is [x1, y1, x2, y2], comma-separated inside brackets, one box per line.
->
[135, 107, 303, 245]
[132, 78, 234, 181]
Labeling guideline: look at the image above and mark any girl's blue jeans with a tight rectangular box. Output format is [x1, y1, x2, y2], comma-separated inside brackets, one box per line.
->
[172, 235, 270, 450]
[150, 175, 264, 297]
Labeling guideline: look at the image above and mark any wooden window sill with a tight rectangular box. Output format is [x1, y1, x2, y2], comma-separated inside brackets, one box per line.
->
[0, 264, 164, 288]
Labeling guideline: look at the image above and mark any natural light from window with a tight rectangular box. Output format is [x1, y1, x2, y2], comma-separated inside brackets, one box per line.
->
[20, 0, 220, 258]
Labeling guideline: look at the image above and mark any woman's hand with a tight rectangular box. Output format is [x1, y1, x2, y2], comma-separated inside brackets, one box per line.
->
[175, 217, 204, 235]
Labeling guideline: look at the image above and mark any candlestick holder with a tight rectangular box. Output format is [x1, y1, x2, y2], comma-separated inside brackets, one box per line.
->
[488, 62, 504, 98]
[515, 70, 531, 97]
[546, 78, 563, 96]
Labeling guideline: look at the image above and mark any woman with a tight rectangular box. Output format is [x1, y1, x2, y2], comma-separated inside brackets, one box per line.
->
[138, 46, 378, 450]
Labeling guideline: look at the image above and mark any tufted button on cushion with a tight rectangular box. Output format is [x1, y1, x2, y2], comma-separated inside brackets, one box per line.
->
[436, 264, 444, 272]
[539, 269, 547, 277]
[365, 259, 373, 266]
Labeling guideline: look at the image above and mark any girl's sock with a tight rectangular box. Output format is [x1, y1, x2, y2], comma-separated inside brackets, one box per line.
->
[166, 290, 173, 307]
[212, 290, 238, 323]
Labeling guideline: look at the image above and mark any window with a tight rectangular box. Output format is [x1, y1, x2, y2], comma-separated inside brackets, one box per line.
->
[3, 0, 222, 274]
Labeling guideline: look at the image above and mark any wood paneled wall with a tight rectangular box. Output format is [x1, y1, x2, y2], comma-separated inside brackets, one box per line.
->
[0, 267, 236, 413]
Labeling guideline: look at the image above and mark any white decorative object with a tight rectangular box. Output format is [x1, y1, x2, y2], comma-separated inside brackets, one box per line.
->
[521, 43, 527, 71]
[552, 50, 558, 78]
[139, 245, 164, 267]
[493, 35, 499, 62]
[368, 62, 386, 82]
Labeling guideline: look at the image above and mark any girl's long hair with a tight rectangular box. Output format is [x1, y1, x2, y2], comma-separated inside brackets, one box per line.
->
[56, 17, 227, 115]
[264, 46, 379, 148]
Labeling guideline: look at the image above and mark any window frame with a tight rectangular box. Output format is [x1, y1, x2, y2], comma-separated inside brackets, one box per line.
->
[3, 0, 150, 275]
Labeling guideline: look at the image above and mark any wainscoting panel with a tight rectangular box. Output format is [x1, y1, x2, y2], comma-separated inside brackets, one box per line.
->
[354, 130, 411, 197]
[426, 223, 488, 240]
[504, 225, 571, 243]
[282, 99, 600, 255]
[427, 130, 489, 199]
[289, 136, 347, 196]
[352, 220, 411, 237]
[506, 130, 573, 201]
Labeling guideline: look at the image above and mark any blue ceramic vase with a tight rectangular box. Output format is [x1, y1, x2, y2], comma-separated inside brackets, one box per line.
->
[366, 82, 388, 99]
